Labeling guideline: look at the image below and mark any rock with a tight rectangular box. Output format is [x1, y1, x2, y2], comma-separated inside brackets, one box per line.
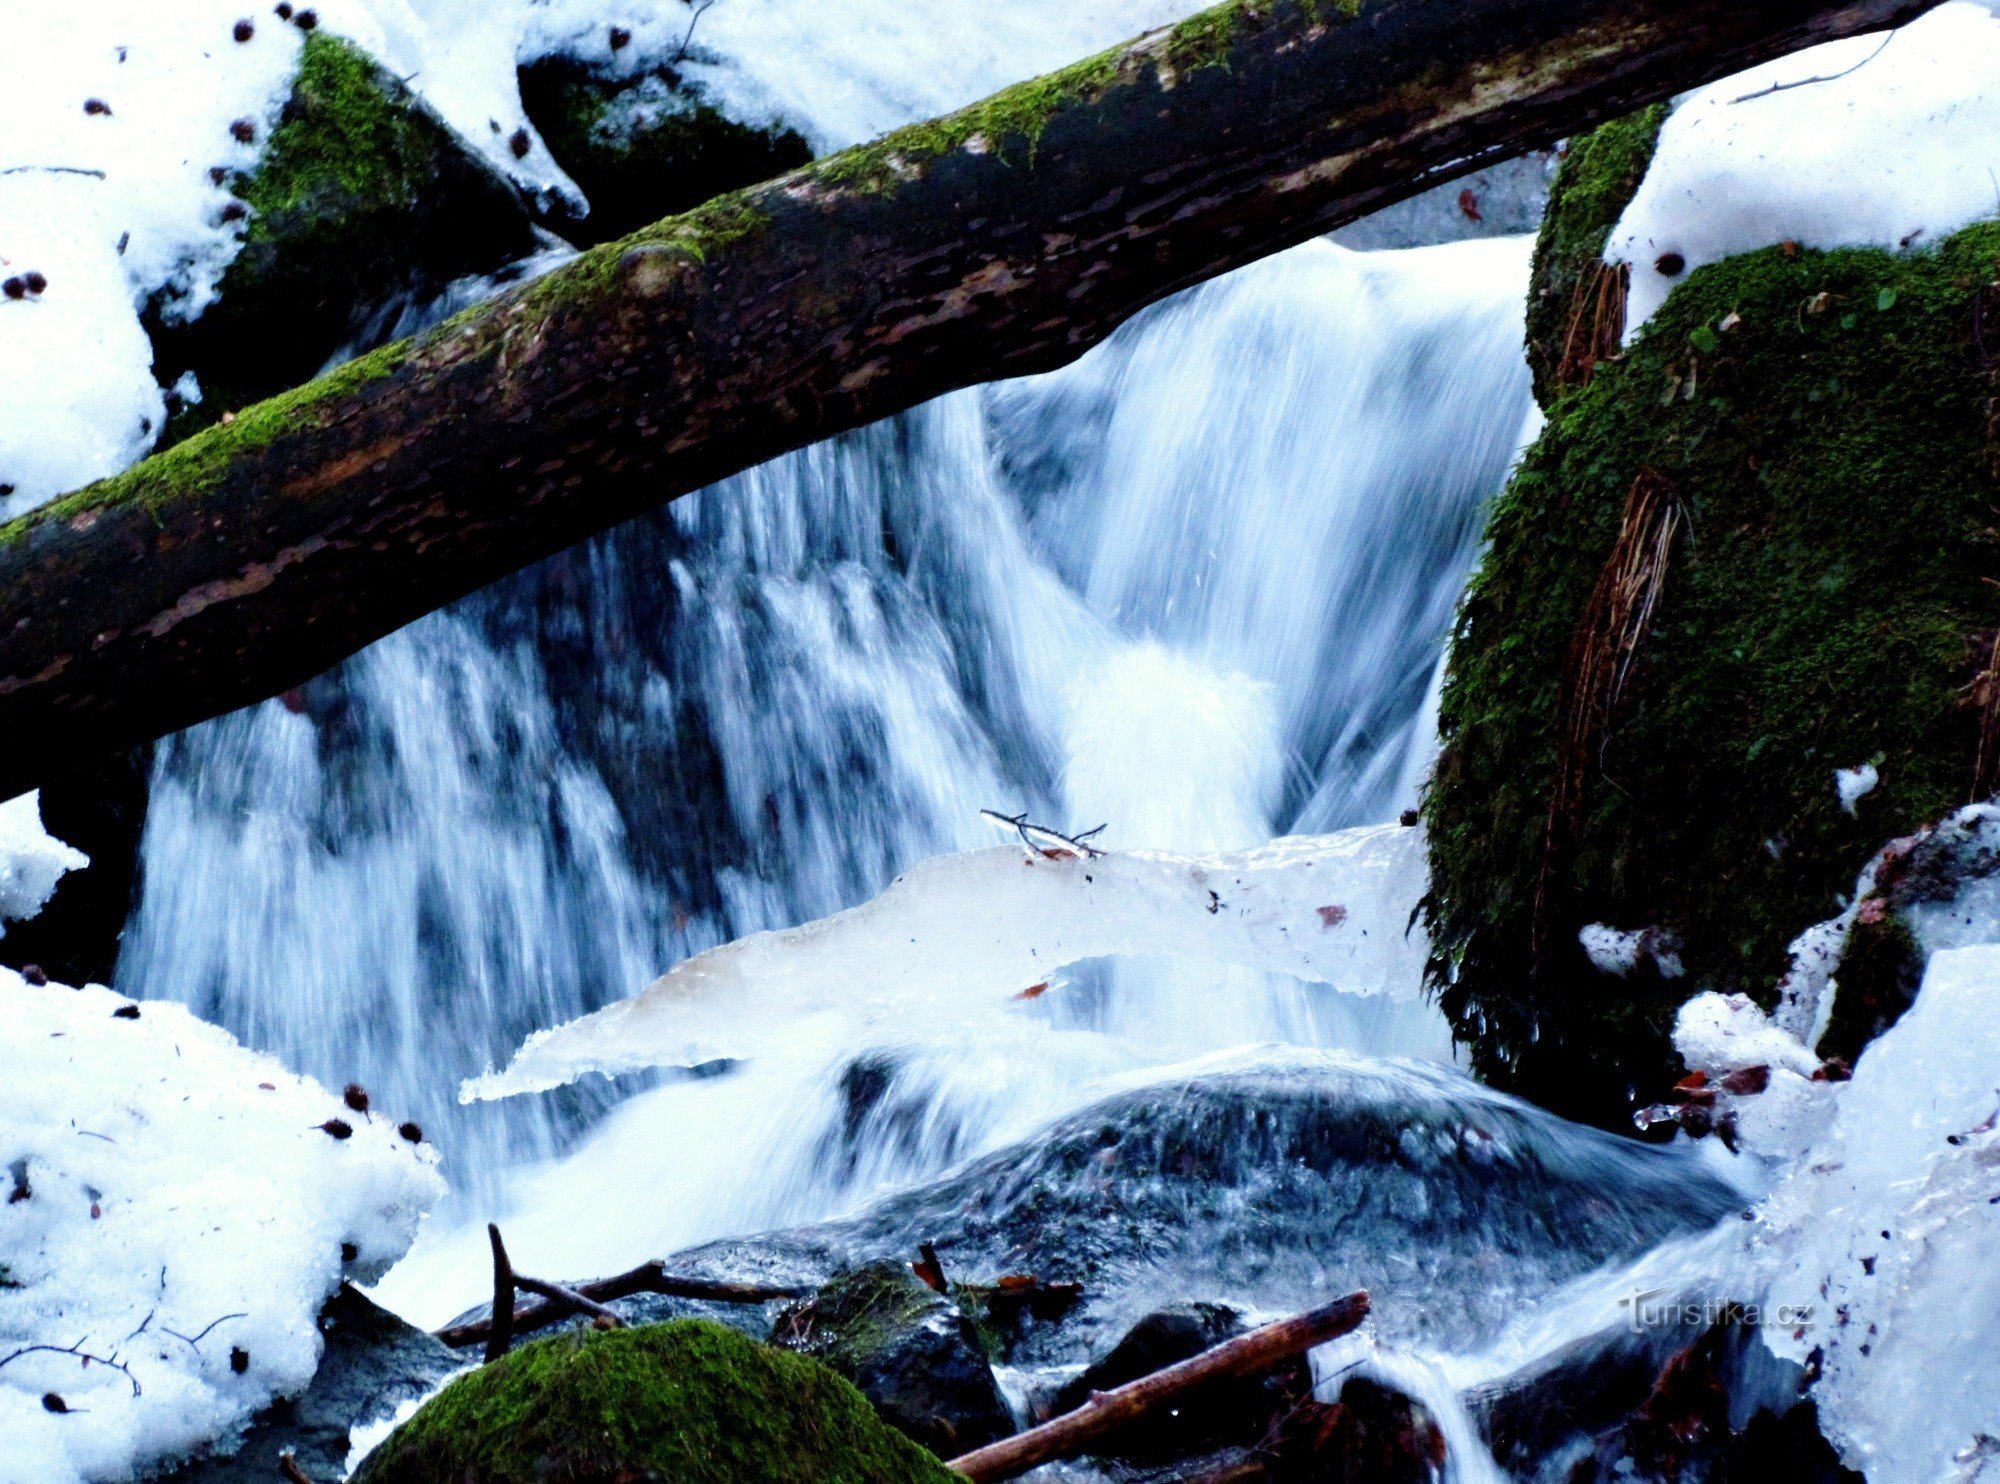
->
[1426, 213, 2000, 1128]
[351, 1319, 957, 1483]
[152, 1285, 460, 1483]
[150, 32, 538, 441]
[519, 56, 810, 246]
[769, 1259, 1014, 1458]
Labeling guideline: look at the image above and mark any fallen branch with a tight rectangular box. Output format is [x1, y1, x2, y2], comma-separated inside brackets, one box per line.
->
[514, 1274, 624, 1329]
[0, 0, 1940, 796]
[436, 1253, 807, 1351]
[945, 1290, 1370, 1482]
[482, 1223, 514, 1365]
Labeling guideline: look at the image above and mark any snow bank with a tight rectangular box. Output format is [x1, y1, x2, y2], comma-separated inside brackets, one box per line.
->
[0, 972, 443, 1484]
[0, 793, 87, 932]
[464, 822, 1430, 1100]
[1608, 0, 2000, 332]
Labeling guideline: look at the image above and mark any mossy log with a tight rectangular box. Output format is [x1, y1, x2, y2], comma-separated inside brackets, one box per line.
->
[0, 0, 1938, 796]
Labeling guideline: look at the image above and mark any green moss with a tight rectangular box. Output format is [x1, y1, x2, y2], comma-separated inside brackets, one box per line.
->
[816, 0, 1341, 191]
[1817, 911, 1924, 1065]
[1524, 106, 1667, 406]
[350, 1320, 962, 1484]
[0, 337, 413, 544]
[1426, 222, 2000, 1127]
[773, 1261, 940, 1372]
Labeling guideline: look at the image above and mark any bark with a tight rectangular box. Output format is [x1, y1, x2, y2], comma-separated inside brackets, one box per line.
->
[0, 0, 1938, 795]
[944, 1291, 1371, 1481]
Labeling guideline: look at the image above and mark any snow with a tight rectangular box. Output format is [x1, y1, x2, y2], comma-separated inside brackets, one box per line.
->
[1607, 0, 2000, 333]
[0, 971, 443, 1484]
[0, 793, 87, 932]
[463, 821, 1431, 1100]
[1834, 761, 1879, 816]
[1577, 923, 1682, 979]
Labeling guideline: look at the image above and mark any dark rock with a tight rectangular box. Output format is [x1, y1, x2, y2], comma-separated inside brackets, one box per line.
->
[769, 1259, 1013, 1458]
[149, 31, 537, 442]
[0, 743, 151, 989]
[518, 55, 810, 245]
[152, 1285, 461, 1483]
[351, 1320, 958, 1483]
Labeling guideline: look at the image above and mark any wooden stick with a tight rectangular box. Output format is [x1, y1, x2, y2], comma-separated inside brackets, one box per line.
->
[482, 1223, 515, 1365]
[515, 1274, 623, 1328]
[436, 1257, 806, 1349]
[276, 1451, 316, 1484]
[945, 1291, 1370, 1483]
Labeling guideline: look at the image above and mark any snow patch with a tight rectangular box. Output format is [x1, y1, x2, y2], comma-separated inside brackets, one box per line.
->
[1834, 761, 1879, 816]
[1608, 0, 2000, 333]
[0, 792, 88, 932]
[1578, 923, 1683, 979]
[0, 973, 443, 1484]
[463, 822, 1431, 1100]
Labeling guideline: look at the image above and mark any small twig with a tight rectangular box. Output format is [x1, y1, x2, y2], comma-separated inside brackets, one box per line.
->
[0, 165, 107, 179]
[0, 1339, 142, 1397]
[163, 1312, 247, 1349]
[671, 0, 717, 64]
[484, 1224, 515, 1364]
[514, 1275, 623, 1328]
[1732, 30, 1894, 103]
[277, 1451, 315, 1484]
[436, 1257, 805, 1349]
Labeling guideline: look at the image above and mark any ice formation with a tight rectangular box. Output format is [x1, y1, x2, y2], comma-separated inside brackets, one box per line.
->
[0, 793, 88, 932]
[463, 822, 1430, 1100]
[1608, 0, 2000, 332]
[0, 971, 443, 1484]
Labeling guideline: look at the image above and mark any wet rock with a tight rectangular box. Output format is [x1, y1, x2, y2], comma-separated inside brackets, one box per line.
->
[150, 31, 537, 441]
[769, 1259, 1013, 1458]
[350, 1320, 958, 1483]
[152, 1285, 461, 1483]
[519, 56, 809, 246]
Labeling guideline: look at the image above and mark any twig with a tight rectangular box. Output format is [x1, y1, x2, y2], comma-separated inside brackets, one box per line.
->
[163, 1311, 246, 1349]
[484, 1224, 515, 1364]
[0, 165, 106, 179]
[436, 1256, 806, 1350]
[277, 1451, 315, 1484]
[671, 0, 717, 64]
[946, 1292, 1370, 1482]
[979, 808, 1108, 860]
[0, 1339, 142, 1397]
[1732, 30, 1893, 102]
[514, 1275, 623, 1328]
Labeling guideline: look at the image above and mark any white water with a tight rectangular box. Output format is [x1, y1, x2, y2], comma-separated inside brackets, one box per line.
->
[122, 231, 1536, 1306]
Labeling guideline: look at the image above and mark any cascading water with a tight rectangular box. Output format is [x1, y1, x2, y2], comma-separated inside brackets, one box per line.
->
[125, 229, 1537, 1250]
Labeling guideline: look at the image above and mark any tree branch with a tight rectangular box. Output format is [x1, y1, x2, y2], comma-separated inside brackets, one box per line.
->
[436, 1254, 806, 1351]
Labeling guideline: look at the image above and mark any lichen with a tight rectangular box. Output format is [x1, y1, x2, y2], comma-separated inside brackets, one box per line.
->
[349, 1320, 962, 1483]
[1426, 221, 2000, 1128]
[1524, 106, 1667, 406]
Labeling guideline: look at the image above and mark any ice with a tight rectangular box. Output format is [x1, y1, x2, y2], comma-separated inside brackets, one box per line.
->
[0, 972, 443, 1484]
[1753, 944, 2000, 1479]
[1607, 0, 2000, 332]
[462, 822, 1431, 1101]
[0, 793, 88, 932]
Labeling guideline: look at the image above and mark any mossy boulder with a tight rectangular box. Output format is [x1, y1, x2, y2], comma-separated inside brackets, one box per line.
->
[1524, 107, 1666, 406]
[349, 1319, 962, 1483]
[770, 1260, 1013, 1458]
[520, 57, 810, 246]
[1426, 220, 2000, 1129]
[152, 31, 537, 440]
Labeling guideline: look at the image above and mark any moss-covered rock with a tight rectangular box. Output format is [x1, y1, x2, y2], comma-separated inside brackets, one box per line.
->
[349, 1319, 962, 1483]
[770, 1260, 1013, 1458]
[1524, 107, 1666, 406]
[151, 32, 536, 441]
[519, 58, 810, 247]
[1426, 220, 2000, 1128]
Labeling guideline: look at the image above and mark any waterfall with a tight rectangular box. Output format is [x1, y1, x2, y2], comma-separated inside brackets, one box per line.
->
[122, 230, 1537, 1309]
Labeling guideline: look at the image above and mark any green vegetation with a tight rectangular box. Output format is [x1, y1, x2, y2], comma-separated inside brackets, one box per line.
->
[350, 1320, 963, 1483]
[1523, 106, 1667, 405]
[1426, 221, 2000, 1127]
